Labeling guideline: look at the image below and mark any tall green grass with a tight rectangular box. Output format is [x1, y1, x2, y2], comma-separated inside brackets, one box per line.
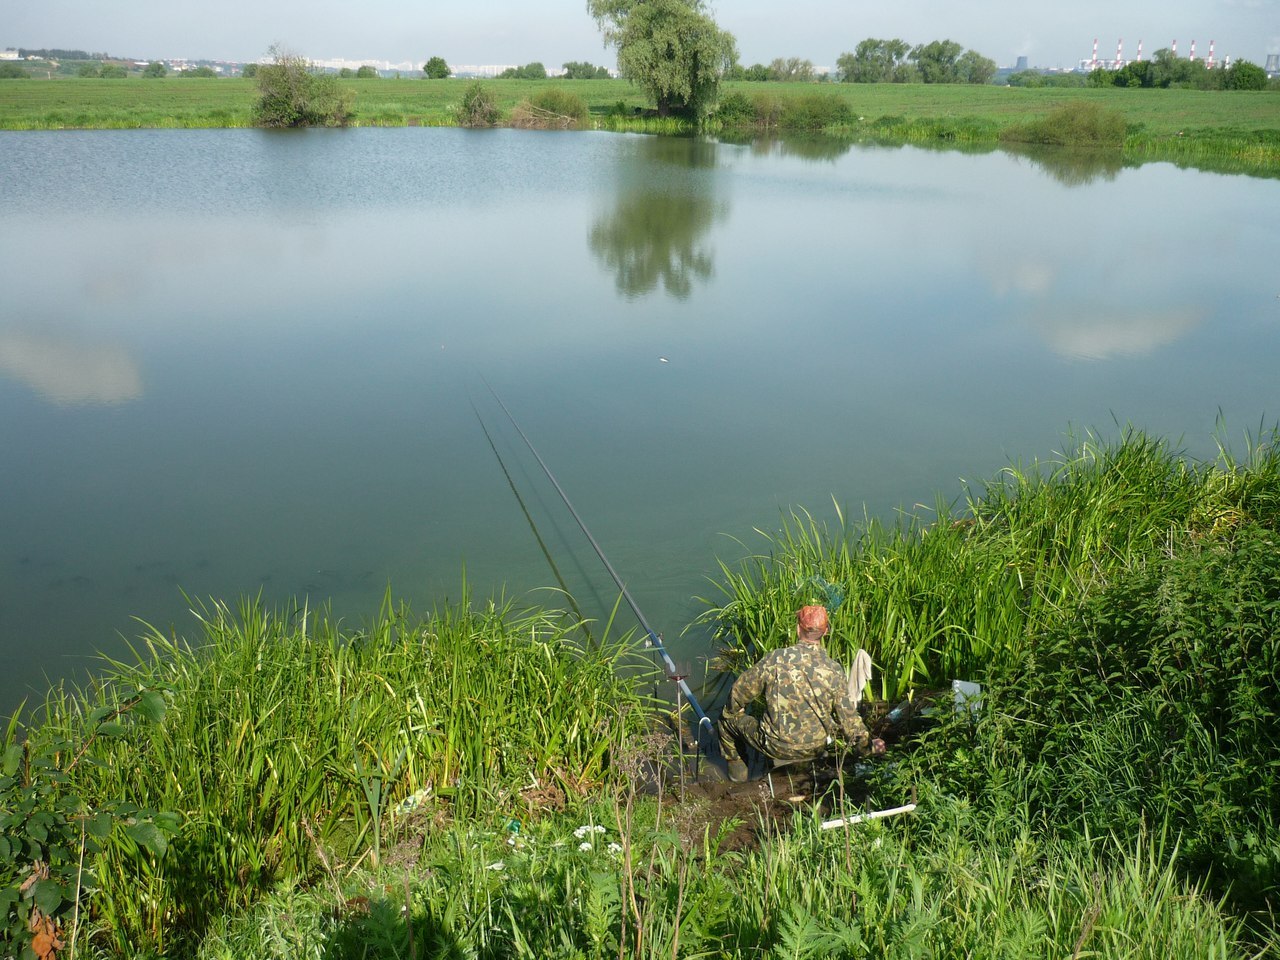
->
[15, 593, 653, 954]
[197, 797, 1260, 959]
[701, 428, 1280, 699]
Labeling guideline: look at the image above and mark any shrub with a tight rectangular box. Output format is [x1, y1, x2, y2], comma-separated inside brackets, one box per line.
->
[1001, 100, 1127, 147]
[713, 91, 755, 127]
[252, 46, 353, 127]
[778, 92, 853, 130]
[455, 80, 501, 126]
[0, 63, 30, 79]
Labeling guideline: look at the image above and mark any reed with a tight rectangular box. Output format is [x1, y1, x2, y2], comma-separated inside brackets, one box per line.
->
[18, 592, 653, 954]
[700, 427, 1280, 700]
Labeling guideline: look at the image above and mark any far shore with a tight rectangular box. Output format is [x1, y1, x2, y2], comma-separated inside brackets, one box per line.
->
[2, 77, 1278, 173]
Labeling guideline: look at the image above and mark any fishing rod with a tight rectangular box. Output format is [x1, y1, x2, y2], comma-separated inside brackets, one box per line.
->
[482, 382, 713, 733]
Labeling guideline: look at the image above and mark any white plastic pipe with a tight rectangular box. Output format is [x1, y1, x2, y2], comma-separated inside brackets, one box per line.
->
[820, 803, 917, 831]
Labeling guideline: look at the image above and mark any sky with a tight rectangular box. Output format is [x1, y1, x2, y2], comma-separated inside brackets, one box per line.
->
[6, 0, 1279, 71]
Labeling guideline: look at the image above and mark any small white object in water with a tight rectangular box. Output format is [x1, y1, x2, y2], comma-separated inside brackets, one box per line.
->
[659, 357, 669, 363]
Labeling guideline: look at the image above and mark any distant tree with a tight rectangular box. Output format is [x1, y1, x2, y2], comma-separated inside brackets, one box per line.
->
[1005, 69, 1044, 88]
[1148, 48, 1216, 89]
[768, 57, 815, 82]
[253, 45, 353, 127]
[241, 63, 259, 79]
[562, 60, 612, 79]
[1087, 67, 1117, 87]
[100, 63, 127, 78]
[1223, 60, 1267, 91]
[183, 66, 218, 78]
[498, 62, 548, 79]
[588, 0, 737, 117]
[423, 56, 451, 79]
[338, 67, 356, 78]
[77, 64, 101, 78]
[0, 62, 30, 79]
[142, 60, 167, 78]
[1113, 60, 1154, 87]
[742, 63, 770, 81]
[836, 37, 910, 82]
[910, 40, 963, 83]
[355, 65, 378, 79]
[956, 49, 996, 84]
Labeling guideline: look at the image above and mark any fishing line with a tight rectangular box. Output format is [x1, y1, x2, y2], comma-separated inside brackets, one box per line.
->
[471, 399, 592, 638]
[481, 380, 713, 732]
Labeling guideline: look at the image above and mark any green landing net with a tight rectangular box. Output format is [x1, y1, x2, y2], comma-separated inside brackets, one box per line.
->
[801, 575, 845, 612]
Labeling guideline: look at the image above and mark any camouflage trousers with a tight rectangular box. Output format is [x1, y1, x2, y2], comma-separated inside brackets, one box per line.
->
[718, 711, 826, 767]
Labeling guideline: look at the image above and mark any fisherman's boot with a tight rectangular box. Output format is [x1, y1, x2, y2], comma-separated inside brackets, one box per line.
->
[726, 759, 749, 783]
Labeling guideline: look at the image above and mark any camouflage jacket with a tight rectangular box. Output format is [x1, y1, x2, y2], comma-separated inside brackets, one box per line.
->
[726, 642, 869, 762]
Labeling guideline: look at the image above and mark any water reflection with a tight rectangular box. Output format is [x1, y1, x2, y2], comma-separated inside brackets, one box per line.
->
[0, 329, 142, 405]
[1002, 144, 1125, 187]
[1027, 306, 1203, 360]
[588, 137, 728, 299]
[718, 133, 855, 164]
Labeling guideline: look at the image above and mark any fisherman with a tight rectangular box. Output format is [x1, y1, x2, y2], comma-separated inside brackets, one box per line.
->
[718, 604, 885, 783]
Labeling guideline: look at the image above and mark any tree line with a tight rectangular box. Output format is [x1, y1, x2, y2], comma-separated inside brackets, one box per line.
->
[1086, 50, 1271, 91]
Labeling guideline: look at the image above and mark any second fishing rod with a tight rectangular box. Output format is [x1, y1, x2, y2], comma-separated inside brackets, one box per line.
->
[481, 382, 713, 735]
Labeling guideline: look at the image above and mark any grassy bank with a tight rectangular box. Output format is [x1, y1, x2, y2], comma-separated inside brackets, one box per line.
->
[5, 428, 1280, 957]
[2, 77, 1277, 172]
[3, 596, 654, 956]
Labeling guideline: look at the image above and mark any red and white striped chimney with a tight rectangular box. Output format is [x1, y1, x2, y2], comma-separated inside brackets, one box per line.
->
[1091, 38, 1099, 70]
[1116, 38, 1124, 67]
[1190, 39, 1197, 62]
[1207, 40, 1215, 68]
[1136, 40, 1143, 62]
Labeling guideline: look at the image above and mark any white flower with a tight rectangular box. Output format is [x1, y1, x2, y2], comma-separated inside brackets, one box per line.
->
[578, 841, 593, 851]
[487, 861, 505, 871]
[573, 824, 608, 839]
[607, 842, 623, 855]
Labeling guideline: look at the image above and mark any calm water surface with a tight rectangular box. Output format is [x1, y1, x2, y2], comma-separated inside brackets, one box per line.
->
[1, 128, 1277, 712]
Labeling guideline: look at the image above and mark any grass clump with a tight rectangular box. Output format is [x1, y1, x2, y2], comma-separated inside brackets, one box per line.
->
[510, 87, 590, 128]
[1001, 100, 1127, 147]
[455, 80, 502, 127]
[7, 594, 652, 955]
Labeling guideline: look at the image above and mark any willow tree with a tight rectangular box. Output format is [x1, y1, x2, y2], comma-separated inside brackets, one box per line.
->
[588, 0, 737, 117]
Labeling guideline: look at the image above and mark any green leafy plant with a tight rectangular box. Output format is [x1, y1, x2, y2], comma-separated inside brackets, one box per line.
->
[2, 691, 176, 959]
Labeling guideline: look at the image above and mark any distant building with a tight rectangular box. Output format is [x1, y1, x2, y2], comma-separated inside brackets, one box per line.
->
[1266, 53, 1279, 77]
[1014, 55, 1028, 71]
[0, 48, 20, 60]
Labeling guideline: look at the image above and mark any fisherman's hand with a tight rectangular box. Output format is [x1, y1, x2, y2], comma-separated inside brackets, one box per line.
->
[870, 738, 886, 757]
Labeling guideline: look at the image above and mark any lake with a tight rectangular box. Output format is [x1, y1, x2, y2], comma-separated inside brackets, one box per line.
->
[1, 127, 1277, 714]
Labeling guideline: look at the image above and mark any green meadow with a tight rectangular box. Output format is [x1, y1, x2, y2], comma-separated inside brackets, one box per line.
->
[5, 428, 1280, 957]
